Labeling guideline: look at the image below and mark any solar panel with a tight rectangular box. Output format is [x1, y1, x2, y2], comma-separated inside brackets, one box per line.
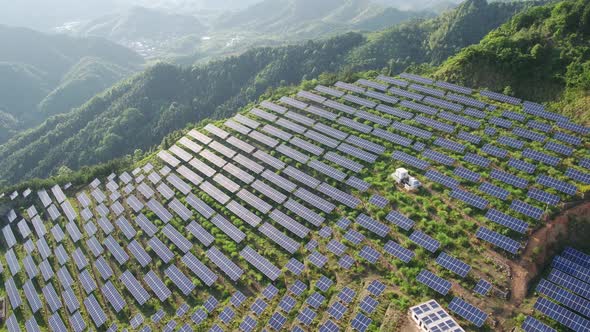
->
[482, 143, 509, 159]
[392, 150, 430, 170]
[391, 121, 432, 139]
[537, 175, 577, 195]
[298, 307, 318, 326]
[528, 188, 560, 205]
[381, 240, 414, 263]
[120, 270, 151, 305]
[476, 227, 520, 254]
[566, 168, 590, 185]
[356, 213, 390, 237]
[308, 251, 329, 268]
[479, 182, 510, 200]
[521, 316, 556, 332]
[534, 297, 590, 331]
[409, 230, 440, 253]
[284, 198, 325, 227]
[537, 279, 590, 318]
[101, 281, 126, 313]
[84, 295, 107, 327]
[422, 149, 456, 166]
[436, 252, 471, 278]
[416, 269, 452, 295]
[448, 297, 487, 327]
[474, 279, 492, 296]
[351, 312, 372, 332]
[359, 245, 381, 264]
[241, 246, 281, 281]
[510, 199, 544, 220]
[425, 169, 460, 189]
[450, 189, 488, 209]
[552, 256, 590, 284]
[490, 169, 528, 189]
[294, 188, 335, 213]
[95, 256, 113, 280]
[48, 313, 68, 332]
[207, 247, 244, 281]
[414, 115, 455, 133]
[165, 264, 196, 295]
[141, 271, 171, 303]
[344, 229, 365, 245]
[485, 209, 528, 233]
[278, 295, 297, 313]
[554, 131, 582, 146]
[562, 247, 590, 269]
[148, 236, 174, 263]
[547, 269, 590, 300]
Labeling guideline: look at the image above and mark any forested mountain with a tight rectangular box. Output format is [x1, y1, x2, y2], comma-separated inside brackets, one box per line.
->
[0, 25, 144, 143]
[434, 0, 590, 122]
[213, 0, 425, 39]
[0, 0, 546, 186]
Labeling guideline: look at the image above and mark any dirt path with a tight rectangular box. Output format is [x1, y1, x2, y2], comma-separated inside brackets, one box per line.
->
[509, 201, 590, 304]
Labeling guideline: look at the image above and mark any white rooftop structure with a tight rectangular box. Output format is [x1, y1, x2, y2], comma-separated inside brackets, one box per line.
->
[409, 300, 464, 332]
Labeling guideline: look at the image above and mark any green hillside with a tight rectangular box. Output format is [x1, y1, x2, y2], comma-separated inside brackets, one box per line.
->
[434, 0, 590, 122]
[0, 25, 144, 143]
[0, 0, 544, 186]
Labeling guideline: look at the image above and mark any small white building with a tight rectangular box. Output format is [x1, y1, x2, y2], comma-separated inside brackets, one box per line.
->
[409, 300, 464, 332]
[391, 168, 421, 191]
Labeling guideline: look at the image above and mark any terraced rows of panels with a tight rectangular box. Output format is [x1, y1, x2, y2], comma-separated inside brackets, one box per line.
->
[1, 72, 589, 332]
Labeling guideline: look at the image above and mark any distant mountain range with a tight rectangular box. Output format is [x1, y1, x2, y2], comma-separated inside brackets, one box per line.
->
[0, 0, 542, 186]
[0, 25, 144, 143]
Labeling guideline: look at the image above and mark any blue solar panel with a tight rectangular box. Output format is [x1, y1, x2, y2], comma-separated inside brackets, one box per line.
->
[451, 189, 488, 209]
[534, 297, 590, 331]
[351, 312, 372, 332]
[414, 115, 455, 133]
[454, 167, 481, 182]
[528, 120, 552, 133]
[356, 213, 389, 237]
[392, 121, 432, 139]
[537, 279, 590, 318]
[490, 117, 513, 129]
[391, 150, 430, 170]
[476, 227, 520, 254]
[367, 280, 386, 296]
[437, 111, 480, 129]
[522, 149, 560, 167]
[491, 169, 528, 189]
[479, 182, 509, 200]
[562, 247, 590, 269]
[537, 175, 577, 195]
[484, 127, 497, 136]
[513, 127, 547, 142]
[416, 269, 451, 295]
[510, 200, 544, 220]
[464, 153, 491, 168]
[521, 316, 556, 332]
[448, 297, 488, 327]
[543, 141, 574, 156]
[436, 252, 471, 278]
[383, 240, 415, 263]
[502, 110, 526, 122]
[547, 269, 590, 300]
[528, 188, 560, 206]
[552, 256, 590, 284]
[485, 209, 528, 233]
[556, 121, 590, 135]
[385, 210, 415, 231]
[409, 230, 440, 253]
[433, 137, 466, 153]
[508, 158, 536, 174]
[358, 245, 381, 264]
[554, 131, 581, 146]
[425, 170, 459, 189]
[422, 149, 456, 166]
[497, 136, 525, 149]
[566, 168, 590, 185]
[464, 107, 486, 119]
[474, 279, 492, 296]
[457, 131, 482, 144]
[482, 144, 508, 159]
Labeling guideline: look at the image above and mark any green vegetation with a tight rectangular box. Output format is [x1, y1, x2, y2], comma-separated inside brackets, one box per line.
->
[0, 25, 144, 143]
[0, 0, 536, 187]
[434, 0, 590, 121]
